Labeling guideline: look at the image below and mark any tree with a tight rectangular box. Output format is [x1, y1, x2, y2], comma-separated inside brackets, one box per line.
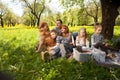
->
[61, 0, 120, 39]
[84, 0, 100, 24]
[22, 7, 36, 26]
[100, 0, 120, 39]
[19, 0, 46, 27]
[4, 10, 18, 27]
[116, 15, 120, 25]
[61, 0, 84, 26]
[0, 2, 7, 27]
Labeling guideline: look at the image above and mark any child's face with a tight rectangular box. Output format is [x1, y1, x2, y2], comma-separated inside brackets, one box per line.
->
[50, 32, 57, 39]
[79, 29, 86, 37]
[95, 27, 102, 34]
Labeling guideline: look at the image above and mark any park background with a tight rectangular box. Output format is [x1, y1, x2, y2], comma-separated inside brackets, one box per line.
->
[0, 0, 120, 80]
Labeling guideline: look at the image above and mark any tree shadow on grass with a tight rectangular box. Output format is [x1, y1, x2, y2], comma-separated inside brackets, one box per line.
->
[0, 70, 14, 80]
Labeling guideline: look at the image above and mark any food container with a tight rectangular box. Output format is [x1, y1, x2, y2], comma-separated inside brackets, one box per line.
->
[73, 48, 92, 62]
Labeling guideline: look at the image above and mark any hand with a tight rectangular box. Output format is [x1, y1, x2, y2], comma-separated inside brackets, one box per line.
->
[48, 47, 53, 51]
[105, 43, 111, 47]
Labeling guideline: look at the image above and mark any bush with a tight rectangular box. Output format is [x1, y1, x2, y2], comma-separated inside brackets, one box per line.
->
[111, 38, 120, 49]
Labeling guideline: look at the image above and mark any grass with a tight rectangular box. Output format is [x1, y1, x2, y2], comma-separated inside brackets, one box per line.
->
[0, 25, 120, 80]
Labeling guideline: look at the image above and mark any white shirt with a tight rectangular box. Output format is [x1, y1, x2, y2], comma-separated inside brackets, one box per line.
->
[76, 36, 89, 48]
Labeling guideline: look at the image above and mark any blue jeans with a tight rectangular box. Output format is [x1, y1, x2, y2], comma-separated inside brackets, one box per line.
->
[53, 47, 61, 57]
[72, 32, 78, 41]
[64, 43, 73, 53]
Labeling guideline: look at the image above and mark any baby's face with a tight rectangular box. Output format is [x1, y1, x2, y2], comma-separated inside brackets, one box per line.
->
[95, 27, 102, 34]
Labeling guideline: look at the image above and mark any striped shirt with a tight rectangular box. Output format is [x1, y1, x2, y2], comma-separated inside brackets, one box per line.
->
[91, 33, 104, 46]
[56, 33, 73, 44]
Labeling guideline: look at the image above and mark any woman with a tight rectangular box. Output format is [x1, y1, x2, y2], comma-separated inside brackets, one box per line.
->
[57, 25, 75, 57]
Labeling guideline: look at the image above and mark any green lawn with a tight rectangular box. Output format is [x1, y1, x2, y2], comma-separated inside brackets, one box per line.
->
[0, 25, 120, 80]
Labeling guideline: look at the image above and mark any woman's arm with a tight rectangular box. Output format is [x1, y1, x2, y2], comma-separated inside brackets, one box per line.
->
[75, 36, 80, 46]
[91, 35, 96, 46]
[86, 39, 89, 48]
[71, 36, 75, 46]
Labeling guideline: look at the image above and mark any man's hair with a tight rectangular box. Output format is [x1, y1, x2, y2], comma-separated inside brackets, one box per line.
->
[56, 19, 62, 24]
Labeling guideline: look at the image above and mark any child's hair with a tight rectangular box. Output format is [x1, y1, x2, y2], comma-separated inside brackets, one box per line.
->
[51, 29, 57, 35]
[78, 28, 87, 38]
[77, 28, 87, 45]
[94, 23, 102, 30]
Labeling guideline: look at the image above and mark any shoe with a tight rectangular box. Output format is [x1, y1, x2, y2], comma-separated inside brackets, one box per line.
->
[41, 51, 50, 61]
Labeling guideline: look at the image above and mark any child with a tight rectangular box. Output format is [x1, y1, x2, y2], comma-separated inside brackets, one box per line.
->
[45, 30, 61, 58]
[91, 23, 119, 53]
[91, 23, 104, 48]
[45, 30, 66, 58]
[76, 28, 89, 48]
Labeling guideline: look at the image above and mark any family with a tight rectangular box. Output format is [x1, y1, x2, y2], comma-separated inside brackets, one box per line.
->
[36, 19, 118, 60]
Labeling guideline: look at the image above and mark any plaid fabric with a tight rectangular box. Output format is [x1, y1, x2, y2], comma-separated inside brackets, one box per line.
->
[91, 34, 104, 46]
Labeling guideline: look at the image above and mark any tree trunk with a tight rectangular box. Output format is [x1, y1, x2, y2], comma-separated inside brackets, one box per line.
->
[94, 17, 98, 24]
[37, 17, 40, 27]
[100, 0, 120, 39]
[0, 18, 4, 28]
[37, 6, 45, 27]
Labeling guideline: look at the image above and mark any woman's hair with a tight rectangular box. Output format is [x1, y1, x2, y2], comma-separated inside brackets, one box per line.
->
[61, 25, 69, 33]
[61, 25, 69, 37]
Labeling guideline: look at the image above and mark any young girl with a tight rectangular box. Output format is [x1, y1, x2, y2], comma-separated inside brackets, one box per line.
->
[45, 30, 61, 58]
[76, 28, 89, 48]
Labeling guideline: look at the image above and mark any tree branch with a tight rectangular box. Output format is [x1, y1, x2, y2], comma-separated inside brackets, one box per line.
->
[38, 5, 45, 19]
[85, 8, 95, 18]
[23, 0, 38, 19]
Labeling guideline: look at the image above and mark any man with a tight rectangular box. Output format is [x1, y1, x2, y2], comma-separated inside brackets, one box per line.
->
[52, 19, 62, 36]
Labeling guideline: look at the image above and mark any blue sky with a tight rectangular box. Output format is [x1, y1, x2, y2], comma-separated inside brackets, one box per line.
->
[1, 0, 64, 16]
